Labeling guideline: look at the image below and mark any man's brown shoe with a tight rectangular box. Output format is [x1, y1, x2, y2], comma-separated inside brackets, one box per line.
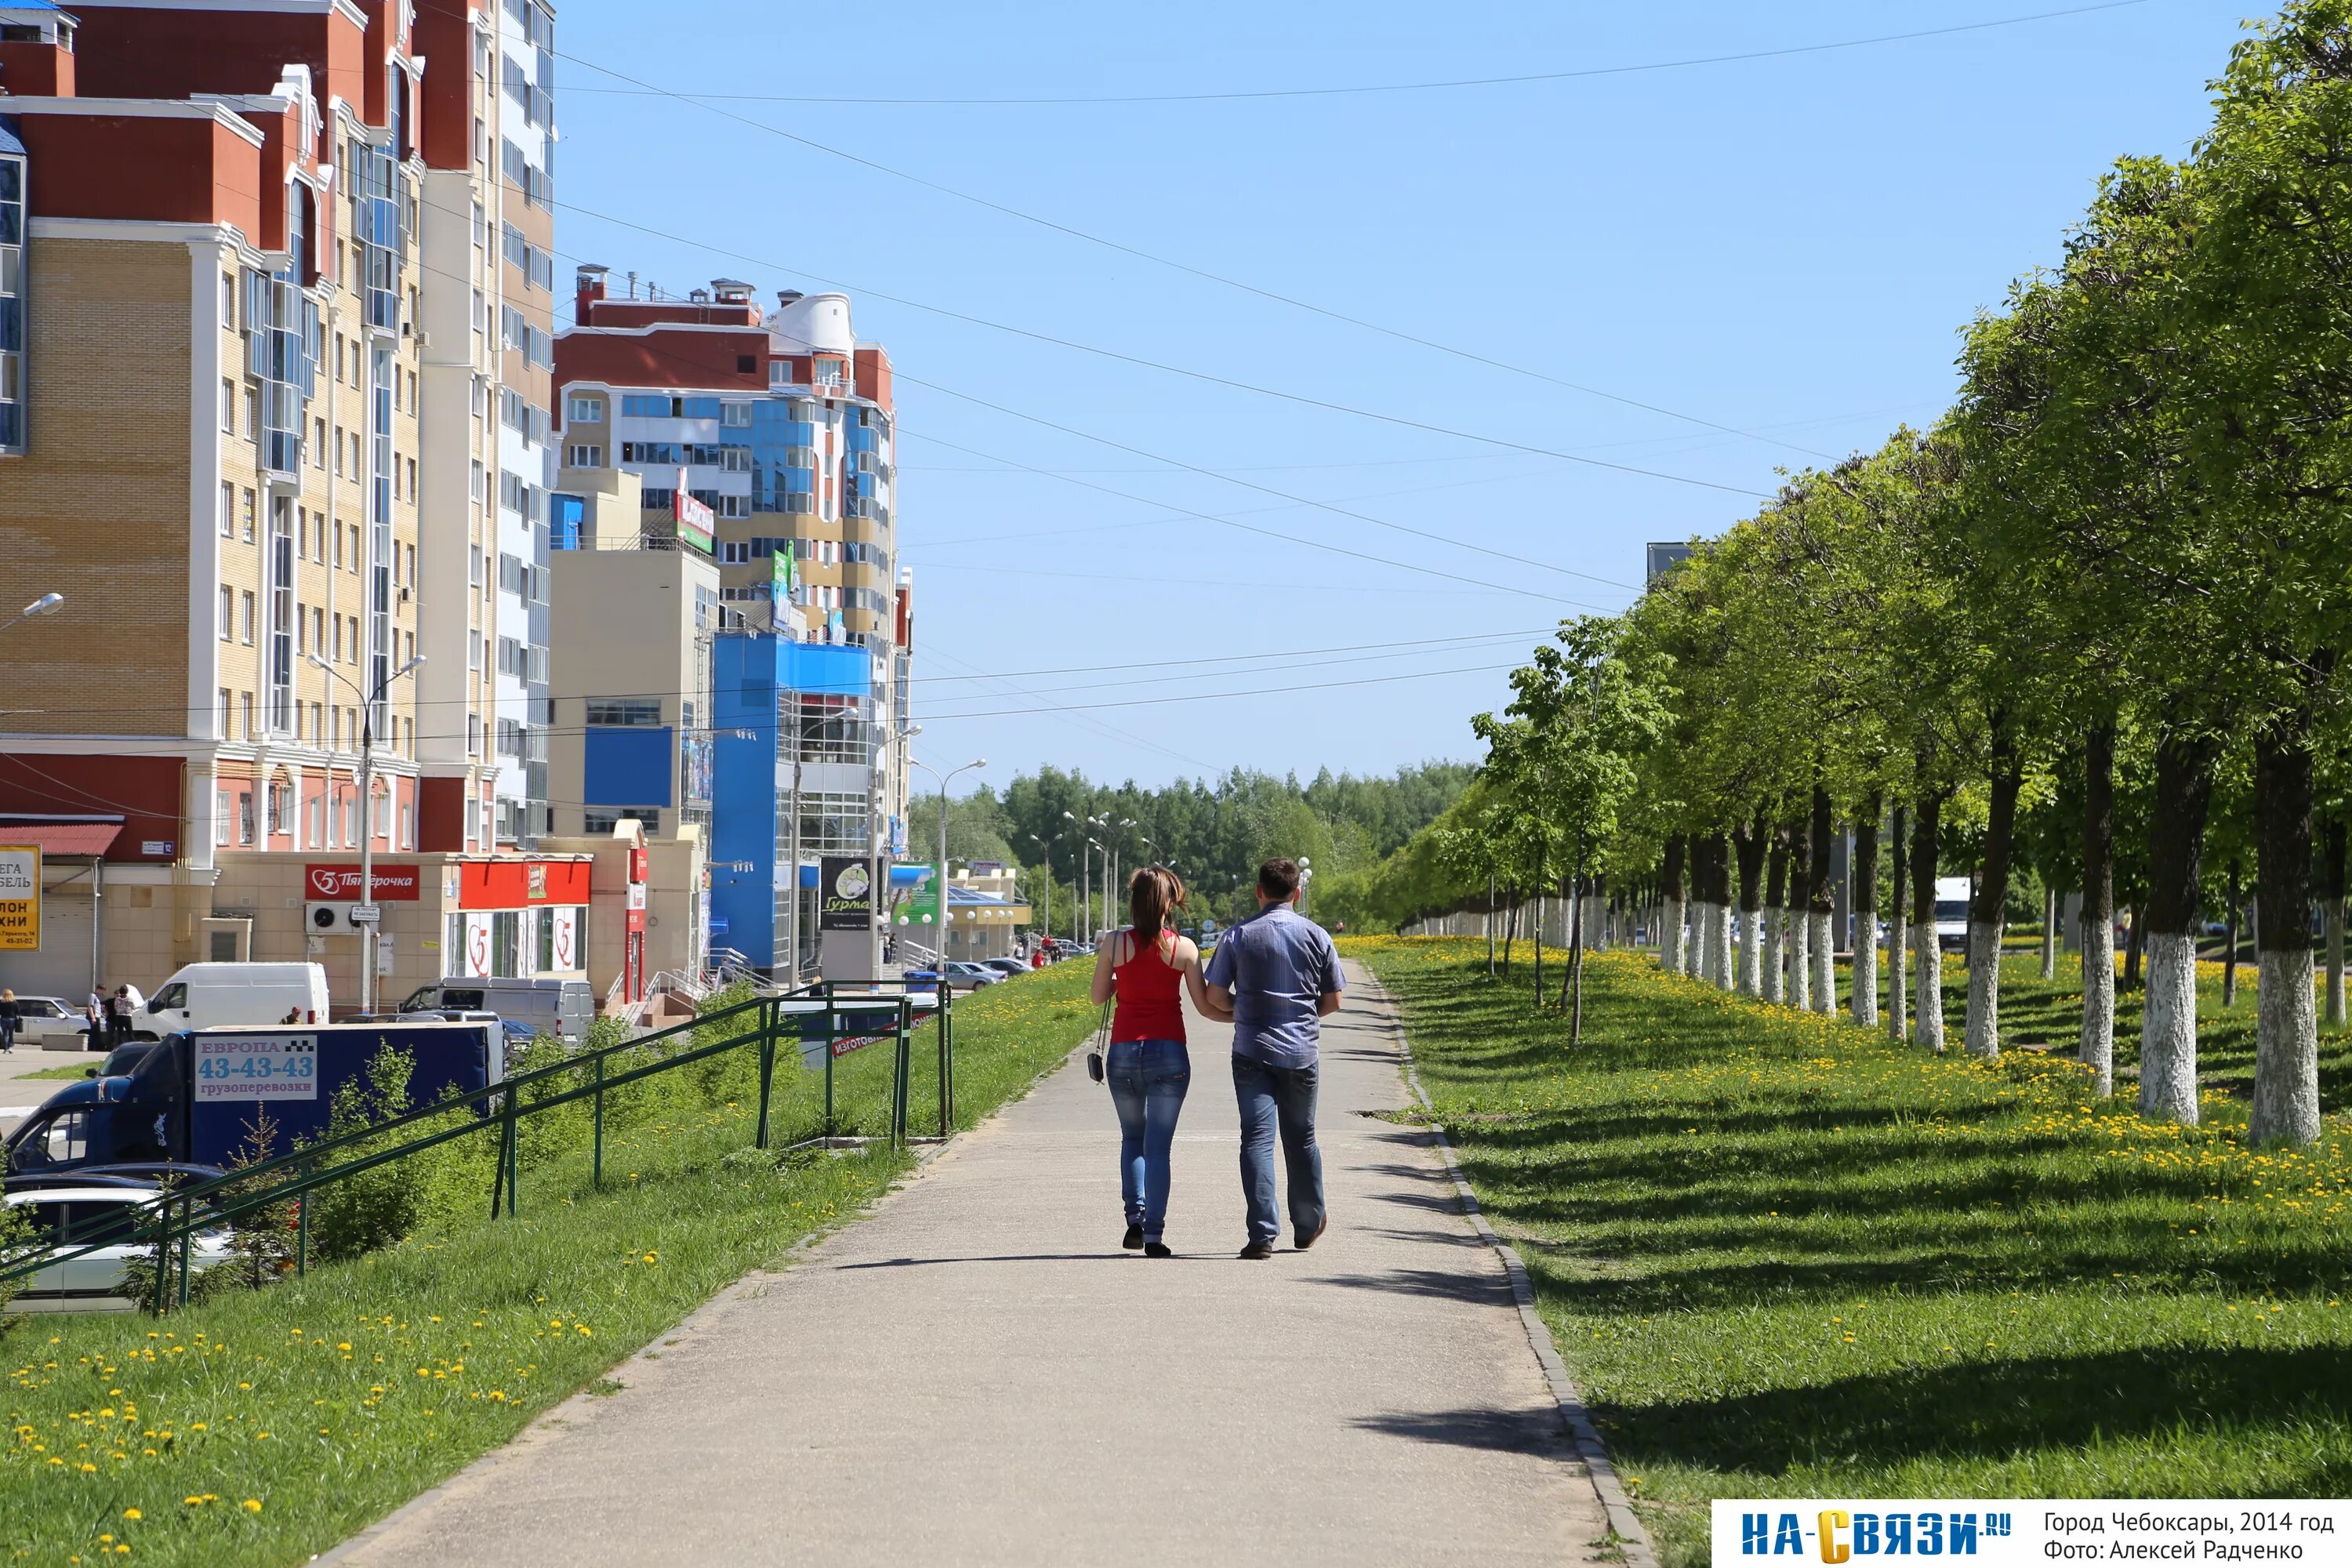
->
[1296, 1215, 1329, 1250]
[1238, 1240, 1274, 1260]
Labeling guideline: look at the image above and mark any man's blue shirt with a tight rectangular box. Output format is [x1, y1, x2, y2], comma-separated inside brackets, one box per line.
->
[1205, 903, 1343, 1069]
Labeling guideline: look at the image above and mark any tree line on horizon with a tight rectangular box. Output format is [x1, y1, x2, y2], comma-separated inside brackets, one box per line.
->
[1319, 2, 2352, 1144]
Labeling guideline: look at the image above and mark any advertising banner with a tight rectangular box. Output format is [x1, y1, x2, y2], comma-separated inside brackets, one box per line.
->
[892, 863, 942, 931]
[819, 855, 873, 931]
[305, 863, 422, 900]
[0, 846, 38, 950]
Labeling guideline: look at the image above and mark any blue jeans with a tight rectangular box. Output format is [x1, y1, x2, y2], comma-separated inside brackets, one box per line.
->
[1232, 1054, 1323, 1245]
[1107, 1039, 1190, 1243]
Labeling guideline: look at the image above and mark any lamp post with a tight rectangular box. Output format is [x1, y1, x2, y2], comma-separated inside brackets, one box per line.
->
[1026, 831, 1065, 942]
[308, 650, 424, 1012]
[911, 756, 985, 964]
[4, 591, 63, 632]
[1300, 856, 1314, 921]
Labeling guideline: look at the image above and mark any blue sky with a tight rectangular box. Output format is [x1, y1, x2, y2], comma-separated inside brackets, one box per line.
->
[554, 0, 2248, 791]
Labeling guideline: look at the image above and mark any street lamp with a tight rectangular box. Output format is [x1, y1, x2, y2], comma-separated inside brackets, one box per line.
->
[308, 650, 424, 1012]
[1026, 830, 1067, 942]
[911, 755, 985, 964]
[1299, 855, 1315, 920]
[5, 592, 63, 630]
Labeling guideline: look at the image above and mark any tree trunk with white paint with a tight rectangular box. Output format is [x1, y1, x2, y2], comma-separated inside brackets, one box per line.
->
[1661, 837, 1686, 975]
[1911, 793, 1945, 1052]
[1762, 828, 1788, 1006]
[1808, 785, 1837, 1017]
[2252, 714, 2323, 1145]
[1733, 818, 1767, 998]
[2080, 724, 2115, 1095]
[1787, 811, 1812, 1011]
[1888, 802, 1909, 1043]
[1963, 727, 2021, 1062]
[1851, 795, 1881, 1029]
[2040, 886, 2058, 981]
[2139, 729, 2216, 1124]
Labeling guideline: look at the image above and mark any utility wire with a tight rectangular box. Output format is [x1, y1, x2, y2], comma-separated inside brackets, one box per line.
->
[550, 57, 1838, 463]
[560, 2, 2154, 107]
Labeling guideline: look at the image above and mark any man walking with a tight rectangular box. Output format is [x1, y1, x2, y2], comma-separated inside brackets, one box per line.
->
[1206, 857, 1343, 1260]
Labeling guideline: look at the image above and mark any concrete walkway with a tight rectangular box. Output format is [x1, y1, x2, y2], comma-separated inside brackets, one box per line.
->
[331, 962, 1614, 1566]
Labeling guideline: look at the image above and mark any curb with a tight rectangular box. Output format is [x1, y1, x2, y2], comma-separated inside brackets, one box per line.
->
[1352, 964, 1660, 1568]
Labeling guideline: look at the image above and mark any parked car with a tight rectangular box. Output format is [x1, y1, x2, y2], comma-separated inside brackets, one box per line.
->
[6, 1162, 230, 1198]
[981, 958, 1029, 978]
[96, 1042, 157, 1079]
[398, 979, 592, 1047]
[2, 1183, 234, 1305]
[142, 962, 329, 1039]
[942, 962, 1004, 991]
[6, 995, 94, 1051]
[900, 967, 947, 989]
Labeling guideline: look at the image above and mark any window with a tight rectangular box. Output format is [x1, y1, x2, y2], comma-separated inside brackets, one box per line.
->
[564, 444, 602, 469]
[220, 378, 235, 432]
[718, 540, 750, 565]
[567, 394, 604, 423]
[220, 481, 234, 537]
[240, 692, 255, 743]
[241, 488, 256, 540]
[243, 383, 259, 437]
[217, 689, 231, 739]
[240, 590, 256, 644]
[470, 544, 484, 586]
[219, 586, 234, 640]
[586, 699, 661, 727]
[314, 416, 326, 467]
[721, 401, 752, 427]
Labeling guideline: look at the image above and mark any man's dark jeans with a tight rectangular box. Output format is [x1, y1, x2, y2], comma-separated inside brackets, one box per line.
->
[1232, 1054, 1323, 1245]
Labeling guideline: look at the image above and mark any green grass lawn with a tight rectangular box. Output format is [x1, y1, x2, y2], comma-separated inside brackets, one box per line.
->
[0, 965, 1101, 1566]
[13, 1062, 97, 1083]
[1346, 937, 2352, 1568]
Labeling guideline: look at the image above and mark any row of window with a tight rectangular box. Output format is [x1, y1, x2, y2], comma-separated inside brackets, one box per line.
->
[218, 781, 412, 851]
[215, 686, 414, 757]
[618, 441, 753, 470]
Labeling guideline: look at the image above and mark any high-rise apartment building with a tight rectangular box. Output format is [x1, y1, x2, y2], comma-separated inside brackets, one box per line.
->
[0, 1, 579, 1005]
[557, 270, 915, 978]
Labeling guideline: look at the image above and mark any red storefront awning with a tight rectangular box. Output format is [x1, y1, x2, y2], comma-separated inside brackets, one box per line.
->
[0, 822, 124, 857]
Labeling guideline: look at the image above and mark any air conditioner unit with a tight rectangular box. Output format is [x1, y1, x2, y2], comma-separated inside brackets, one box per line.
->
[306, 902, 365, 933]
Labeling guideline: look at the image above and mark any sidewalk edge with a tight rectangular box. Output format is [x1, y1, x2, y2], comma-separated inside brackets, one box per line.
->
[1352, 964, 1661, 1568]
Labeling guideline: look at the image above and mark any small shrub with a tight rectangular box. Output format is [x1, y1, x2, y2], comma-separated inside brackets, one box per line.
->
[306, 1042, 426, 1261]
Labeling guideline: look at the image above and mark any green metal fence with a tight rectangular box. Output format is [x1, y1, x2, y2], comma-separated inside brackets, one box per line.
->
[0, 979, 957, 1316]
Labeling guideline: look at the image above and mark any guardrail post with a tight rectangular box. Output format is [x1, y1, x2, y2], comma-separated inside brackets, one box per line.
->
[936, 981, 953, 1135]
[592, 1051, 606, 1191]
[176, 1193, 192, 1309]
[755, 996, 777, 1151]
[891, 997, 912, 1149]
[821, 982, 836, 1138]
[296, 1165, 310, 1279]
[503, 1085, 521, 1218]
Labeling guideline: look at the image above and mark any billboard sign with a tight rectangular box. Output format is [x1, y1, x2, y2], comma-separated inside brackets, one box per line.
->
[304, 864, 422, 901]
[892, 863, 942, 931]
[673, 467, 715, 554]
[819, 855, 873, 931]
[0, 846, 38, 950]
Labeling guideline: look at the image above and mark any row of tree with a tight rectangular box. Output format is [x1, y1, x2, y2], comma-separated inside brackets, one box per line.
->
[1340, 3, 2352, 1145]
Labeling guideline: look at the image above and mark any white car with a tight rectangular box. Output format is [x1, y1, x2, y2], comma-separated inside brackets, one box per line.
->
[5, 995, 96, 1051]
[942, 962, 1004, 991]
[3, 1185, 234, 1308]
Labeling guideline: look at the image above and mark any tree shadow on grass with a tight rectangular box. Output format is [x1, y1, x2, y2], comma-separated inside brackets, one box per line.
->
[1607, 1345, 2352, 1476]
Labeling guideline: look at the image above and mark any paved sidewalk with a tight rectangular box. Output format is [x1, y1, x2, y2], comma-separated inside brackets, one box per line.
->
[332, 962, 1613, 1566]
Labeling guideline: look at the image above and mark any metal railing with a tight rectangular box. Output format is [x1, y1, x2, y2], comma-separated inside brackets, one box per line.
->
[0, 979, 958, 1316]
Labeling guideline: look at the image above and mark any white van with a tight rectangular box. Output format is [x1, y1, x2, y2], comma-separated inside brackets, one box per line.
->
[1933, 877, 1974, 952]
[397, 978, 593, 1047]
[140, 962, 330, 1037]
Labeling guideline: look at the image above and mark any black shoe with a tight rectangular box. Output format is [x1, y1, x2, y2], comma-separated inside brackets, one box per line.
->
[1144, 1242, 1174, 1258]
[1238, 1240, 1274, 1260]
[1122, 1224, 1144, 1250]
[1295, 1214, 1329, 1250]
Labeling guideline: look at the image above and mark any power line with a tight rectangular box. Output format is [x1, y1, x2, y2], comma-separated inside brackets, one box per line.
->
[559, 3, 2153, 107]
[919, 660, 1522, 721]
[914, 626, 1560, 684]
[557, 197, 1781, 503]
[550, 62, 1839, 463]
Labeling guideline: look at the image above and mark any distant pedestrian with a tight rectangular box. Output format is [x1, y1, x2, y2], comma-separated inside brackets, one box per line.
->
[1090, 866, 1225, 1257]
[1206, 858, 1344, 1260]
[0, 989, 17, 1052]
[86, 988, 107, 1049]
[111, 985, 136, 1044]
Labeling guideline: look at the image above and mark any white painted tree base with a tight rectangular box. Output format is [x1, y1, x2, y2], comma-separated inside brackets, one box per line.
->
[1664, 896, 1686, 976]
[1851, 919, 1878, 1029]
[2080, 924, 2115, 1098]
[1915, 926, 1944, 1052]
[1737, 906, 1762, 996]
[2252, 947, 2321, 1145]
[1963, 919, 2001, 1059]
[1810, 909, 1835, 1016]
[2138, 931, 2199, 1124]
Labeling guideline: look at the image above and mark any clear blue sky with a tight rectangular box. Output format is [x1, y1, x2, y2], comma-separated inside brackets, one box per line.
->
[555, 0, 2247, 792]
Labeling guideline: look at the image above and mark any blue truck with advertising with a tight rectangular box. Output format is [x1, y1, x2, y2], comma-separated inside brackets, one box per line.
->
[2, 1022, 499, 1180]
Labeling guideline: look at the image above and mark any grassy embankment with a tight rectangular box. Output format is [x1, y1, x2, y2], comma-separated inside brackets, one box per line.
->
[1347, 936, 2351, 1568]
[0, 964, 1099, 1566]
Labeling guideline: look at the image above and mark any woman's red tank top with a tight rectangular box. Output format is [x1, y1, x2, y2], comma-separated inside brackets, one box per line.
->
[1109, 927, 1185, 1044]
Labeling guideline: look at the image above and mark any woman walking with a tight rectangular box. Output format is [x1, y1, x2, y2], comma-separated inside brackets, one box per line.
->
[1090, 866, 1225, 1257]
[0, 989, 17, 1053]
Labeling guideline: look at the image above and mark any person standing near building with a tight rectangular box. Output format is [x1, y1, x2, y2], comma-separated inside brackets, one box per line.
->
[0, 989, 18, 1053]
[110, 985, 136, 1045]
[86, 987, 107, 1050]
[1205, 858, 1344, 1260]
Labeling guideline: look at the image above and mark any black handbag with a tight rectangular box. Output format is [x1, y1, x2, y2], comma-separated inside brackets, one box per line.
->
[1087, 997, 1112, 1083]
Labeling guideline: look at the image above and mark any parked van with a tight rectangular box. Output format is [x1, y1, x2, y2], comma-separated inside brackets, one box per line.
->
[140, 963, 329, 1039]
[397, 978, 592, 1047]
[1933, 877, 1974, 952]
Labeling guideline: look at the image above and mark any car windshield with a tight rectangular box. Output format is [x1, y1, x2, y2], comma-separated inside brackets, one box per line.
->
[1934, 900, 1970, 921]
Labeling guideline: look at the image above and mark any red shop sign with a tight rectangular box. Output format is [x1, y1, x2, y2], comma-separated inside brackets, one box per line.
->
[304, 864, 423, 901]
[459, 858, 592, 910]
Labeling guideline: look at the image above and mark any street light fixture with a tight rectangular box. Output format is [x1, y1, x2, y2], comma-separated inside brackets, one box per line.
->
[910, 755, 985, 964]
[308, 650, 424, 1012]
[8, 591, 63, 627]
[1299, 855, 1315, 920]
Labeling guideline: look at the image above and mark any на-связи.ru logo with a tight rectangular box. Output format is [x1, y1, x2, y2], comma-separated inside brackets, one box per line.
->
[1742, 1511, 2014, 1559]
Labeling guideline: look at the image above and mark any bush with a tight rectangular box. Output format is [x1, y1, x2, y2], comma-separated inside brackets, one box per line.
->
[306, 1042, 428, 1261]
